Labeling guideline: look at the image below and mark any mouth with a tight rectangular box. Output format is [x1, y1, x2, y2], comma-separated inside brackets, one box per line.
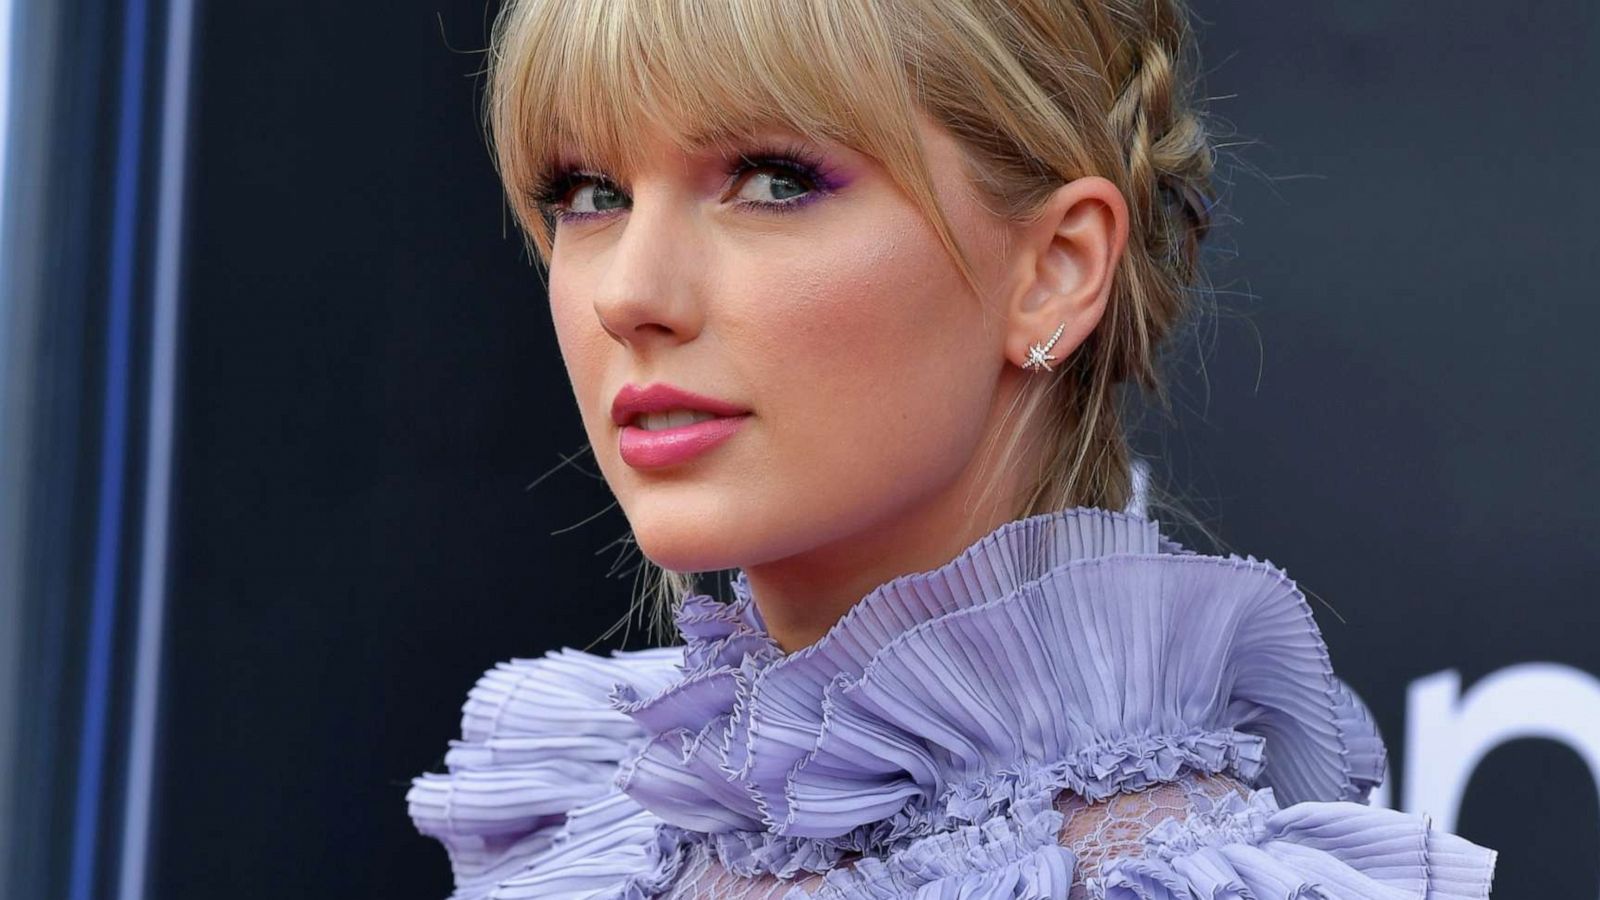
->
[626, 409, 734, 431]
[610, 382, 753, 469]
[617, 410, 752, 469]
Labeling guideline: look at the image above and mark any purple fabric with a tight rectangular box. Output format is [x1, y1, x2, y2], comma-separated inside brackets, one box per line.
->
[408, 506, 1496, 899]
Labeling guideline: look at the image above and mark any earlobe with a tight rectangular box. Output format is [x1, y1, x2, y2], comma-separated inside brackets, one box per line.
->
[1003, 176, 1129, 372]
[1020, 322, 1070, 373]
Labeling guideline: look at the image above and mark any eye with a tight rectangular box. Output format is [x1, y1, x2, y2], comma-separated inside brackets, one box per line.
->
[731, 165, 813, 204]
[531, 169, 630, 225]
[568, 180, 629, 214]
[530, 144, 836, 225]
[725, 147, 832, 213]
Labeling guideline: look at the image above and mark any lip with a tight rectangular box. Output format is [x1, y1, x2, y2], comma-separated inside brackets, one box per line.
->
[611, 382, 750, 425]
[611, 382, 753, 470]
[618, 414, 751, 469]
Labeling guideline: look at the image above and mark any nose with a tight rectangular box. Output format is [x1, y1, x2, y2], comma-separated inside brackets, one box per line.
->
[590, 186, 705, 351]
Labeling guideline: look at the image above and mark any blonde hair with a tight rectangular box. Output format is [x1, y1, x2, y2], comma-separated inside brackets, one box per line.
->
[485, 0, 1223, 641]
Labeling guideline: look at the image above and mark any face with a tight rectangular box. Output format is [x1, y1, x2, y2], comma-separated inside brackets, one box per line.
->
[541, 113, 1028, 576]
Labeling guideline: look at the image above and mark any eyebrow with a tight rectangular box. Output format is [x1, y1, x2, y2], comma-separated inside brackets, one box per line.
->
[543, 119, 822, 181]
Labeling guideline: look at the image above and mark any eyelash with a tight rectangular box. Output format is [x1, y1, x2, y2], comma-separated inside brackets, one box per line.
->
[529, 143, 834, 225]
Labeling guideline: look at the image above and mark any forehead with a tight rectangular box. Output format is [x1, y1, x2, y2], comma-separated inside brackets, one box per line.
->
[506, 0, 910, 176]
[495, 0, 979, 277]
[538, 84, 866, 185]
[548, 118, 820, 170]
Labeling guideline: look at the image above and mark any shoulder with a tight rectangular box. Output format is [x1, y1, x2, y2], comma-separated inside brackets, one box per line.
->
[1069, 781, 1497, 898]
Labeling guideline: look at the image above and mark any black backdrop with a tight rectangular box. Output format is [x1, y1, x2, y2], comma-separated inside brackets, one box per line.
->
[149, 2, 1600, 897]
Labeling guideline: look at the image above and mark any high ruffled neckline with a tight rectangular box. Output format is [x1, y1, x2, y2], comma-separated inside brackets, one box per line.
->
[604, 505, 1386, 879]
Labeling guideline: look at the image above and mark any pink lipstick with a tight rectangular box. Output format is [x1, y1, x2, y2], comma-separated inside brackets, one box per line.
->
[611, 383, 752, 470]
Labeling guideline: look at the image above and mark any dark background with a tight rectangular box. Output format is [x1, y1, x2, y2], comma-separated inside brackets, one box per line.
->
[161, 2, 1600, 896]
[4, 1, 1596, 898]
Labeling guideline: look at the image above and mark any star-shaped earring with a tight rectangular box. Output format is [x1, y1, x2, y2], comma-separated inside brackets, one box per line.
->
[1021, 322, 1068, 372]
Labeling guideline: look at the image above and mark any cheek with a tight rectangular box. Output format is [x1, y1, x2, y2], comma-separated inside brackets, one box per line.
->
[535, 192, 1009, 572]
[547, 263, 612, 436]
[730, 206, 1001, 512]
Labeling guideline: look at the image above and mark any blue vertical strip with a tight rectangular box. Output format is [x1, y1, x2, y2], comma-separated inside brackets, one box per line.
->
[0, 0, 14, 295]
[0, 0, 19, 885]
[68, 0, 148, 898]
[117, 0, 196, 895]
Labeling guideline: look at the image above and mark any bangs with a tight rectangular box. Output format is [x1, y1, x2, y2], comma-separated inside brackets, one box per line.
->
[486, 0, 967, 275]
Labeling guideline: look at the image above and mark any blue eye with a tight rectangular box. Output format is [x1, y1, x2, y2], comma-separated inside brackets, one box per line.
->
[723, 143, 837, 214]
[747, 170, 809, 202]
[531, 169, 627, 225]
[569, 181, 629, 214]
[531, 143, 835, 225]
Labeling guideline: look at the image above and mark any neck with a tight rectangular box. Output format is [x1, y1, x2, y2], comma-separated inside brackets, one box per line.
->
[742, 499, 1013, 653]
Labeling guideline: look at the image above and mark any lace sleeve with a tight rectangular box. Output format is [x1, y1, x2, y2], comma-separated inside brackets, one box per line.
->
[1055, 770, 1251, 898]
[659, 846, 828, 900]
[657, 772, 1251, 900]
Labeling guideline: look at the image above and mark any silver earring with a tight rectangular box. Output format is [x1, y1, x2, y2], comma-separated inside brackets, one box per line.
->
[1021, 322, 1067, 372]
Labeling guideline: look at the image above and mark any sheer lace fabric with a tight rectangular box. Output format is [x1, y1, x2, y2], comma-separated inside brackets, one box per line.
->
[656, 771, 1249, 899]
[1058, 771, 1249, 899]
[659, 843, 828, 900]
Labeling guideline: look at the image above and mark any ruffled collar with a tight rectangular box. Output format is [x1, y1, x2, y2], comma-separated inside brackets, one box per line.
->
[606, 505, 1384, 879]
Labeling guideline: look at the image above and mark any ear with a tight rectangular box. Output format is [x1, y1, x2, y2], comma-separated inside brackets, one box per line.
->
[1002, 176, 1129, 373]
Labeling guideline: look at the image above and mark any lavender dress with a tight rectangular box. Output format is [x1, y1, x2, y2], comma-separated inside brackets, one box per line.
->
[407, 507, 1497, 898]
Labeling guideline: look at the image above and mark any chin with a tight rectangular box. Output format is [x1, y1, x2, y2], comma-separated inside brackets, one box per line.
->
[634, 533, 744, 575]
[622, 495, 753, 574]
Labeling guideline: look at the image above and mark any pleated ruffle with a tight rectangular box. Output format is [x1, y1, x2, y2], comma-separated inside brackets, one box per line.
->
[611, 507, 1389, 873]
[406, 647, 685, 899]
[795, 793, 1077, 899]
[1095, 788, 1498, 900]
[409, 505, 1494, 899]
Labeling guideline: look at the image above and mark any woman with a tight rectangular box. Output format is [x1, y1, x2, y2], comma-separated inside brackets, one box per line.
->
[408, 0, 1498, 896]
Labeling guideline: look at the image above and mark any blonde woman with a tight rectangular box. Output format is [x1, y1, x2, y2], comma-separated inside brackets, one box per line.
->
[408, 1, 1498, 897]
